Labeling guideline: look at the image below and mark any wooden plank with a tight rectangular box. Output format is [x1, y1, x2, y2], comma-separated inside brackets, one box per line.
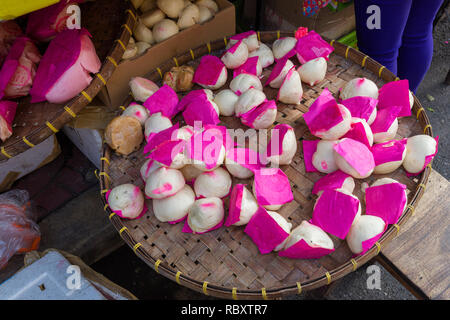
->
[380, 170, 450, 300]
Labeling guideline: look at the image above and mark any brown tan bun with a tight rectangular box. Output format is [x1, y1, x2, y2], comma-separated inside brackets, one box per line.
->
[177, 4, 200, 29]
[163, 65, 195, 92]
[133, 21, 154, 44]
[140, 8, 165, 28]
[197, 5, 214, 23]
[157, 0, 185, 18]
[196, 0, 218, 13]
[105, 116, 144, 156]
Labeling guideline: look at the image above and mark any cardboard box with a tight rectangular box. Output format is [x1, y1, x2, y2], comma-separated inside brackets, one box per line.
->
[0, 135, 60, 192]
[262, 0, 355, 40]
[98, 0, 236, 107]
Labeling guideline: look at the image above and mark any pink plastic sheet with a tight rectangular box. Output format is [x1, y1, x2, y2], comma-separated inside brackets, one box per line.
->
[193, 55, 226, 86]
[181, 91, 220, 126]
[279, 238, 334, 259]
[105, 189, 147, 220]
[295, 30, 334, 64]
[244, 206, 290, 254]
[302, 140, 319, 172]
[26, 0, 84, 41]
[340, 96, 377, 123]
[377, 79, 411, 117]
[265, 123, 292, 157]
[371, 139, 407, 166]
[333, 138, 375, 177]
[370, 105, 402, 134]
[365, 182, 407, 225]
[253, 168, 293, 206]
[143, 84, 180, 119]
[30, 28, 100, 103]
[240, 100, 276, 128]
[311, 189, 360, 239]
[264, 58, 291, 87]
[233, 57, 260, 78]
[144, 123, 179, 153]
[148, 139, 186, 167]
[342, 121, 371, 148]
[312, 170, 352, 195]
[0, 36, 40, 99]
[303, 88, 343, 134]
[225, 184, 245, 226]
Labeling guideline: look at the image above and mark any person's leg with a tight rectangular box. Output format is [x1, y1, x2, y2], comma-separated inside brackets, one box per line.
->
[397, 0, 444, 92]
[354, 0, 412, 75]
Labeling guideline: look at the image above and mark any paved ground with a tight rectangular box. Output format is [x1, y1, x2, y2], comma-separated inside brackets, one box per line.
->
[2, 5, 447, 301]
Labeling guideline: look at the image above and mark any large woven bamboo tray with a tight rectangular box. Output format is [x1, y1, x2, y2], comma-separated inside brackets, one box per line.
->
[98, 31, 434, 300]
[0, 0, 136, 162]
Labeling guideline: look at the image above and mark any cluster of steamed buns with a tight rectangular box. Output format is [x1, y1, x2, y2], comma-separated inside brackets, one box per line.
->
[106, 30, 438, 259]
[123, 0, 219, 60]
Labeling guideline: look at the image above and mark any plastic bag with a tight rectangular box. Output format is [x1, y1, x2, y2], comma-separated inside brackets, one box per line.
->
[0, 189, 40, 270]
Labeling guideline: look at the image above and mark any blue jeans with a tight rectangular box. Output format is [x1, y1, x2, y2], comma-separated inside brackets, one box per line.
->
[354, 0, 444, 92]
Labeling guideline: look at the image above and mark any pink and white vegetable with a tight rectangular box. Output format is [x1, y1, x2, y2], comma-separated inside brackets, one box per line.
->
[234, 87, 266, 116]
[340, 96, 378, 125]
[297, 57, 327, 86]
[272, 37, 297, 60]
[311, 189, 361, 239]
[221, 39, 248, 69]
[143, 84, 180, 119]
[30, 29, 101, 104]
[228, 31, 260, 52]
[303, 89, 352, 140]
[265, 123, 297, 166]
[183, 197, 224, 234]
[152, 184, 195, 223]
[229, 73, 262, 95]
[333, 138, 375, 179]
[240, 99, 277, 129]
[144, 113, 173, 141]
[129, 77, 159, 102]
[371, 139, 407, 174]
[278, 220, 334, 259]
[277, 67, 303, 105]
[265, 58, 294, 89]
[311, 170, 355, 196]
[122, 103, 149, 125]
[225, 147, 262, 179]
[312, 140, 339, 173]
[144, 166, 185, 199]
[181, 89, 220, 126]
[193, 55, 227, 90]
[194, 167, 232, 198]
[248, 43, 274, 68]
[403, 135, 439, 175]
[225, 184, 259, 227]
[244, 206, 292, 254]
[214, 89, 238, 116]
[346, 215, 386, 255]
[107, 184, 146, 219]
[252, 167, 294, 211]
[233, 56, 262, 78]
[370, 107, 400, 144]
[342, 118, 374, 148]
[339, 77, 379, 100]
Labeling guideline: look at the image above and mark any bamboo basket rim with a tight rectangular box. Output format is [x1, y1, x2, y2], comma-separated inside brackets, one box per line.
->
[0, 0, 136, 163]
[98, 31, 434, 300]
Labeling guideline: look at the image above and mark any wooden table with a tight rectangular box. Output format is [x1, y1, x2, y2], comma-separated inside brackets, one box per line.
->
[375, 169, 450, 300]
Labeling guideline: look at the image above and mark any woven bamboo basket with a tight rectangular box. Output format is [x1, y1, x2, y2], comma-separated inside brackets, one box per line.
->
[0, 0, 136, 162]
[98, 31, 434, 300]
